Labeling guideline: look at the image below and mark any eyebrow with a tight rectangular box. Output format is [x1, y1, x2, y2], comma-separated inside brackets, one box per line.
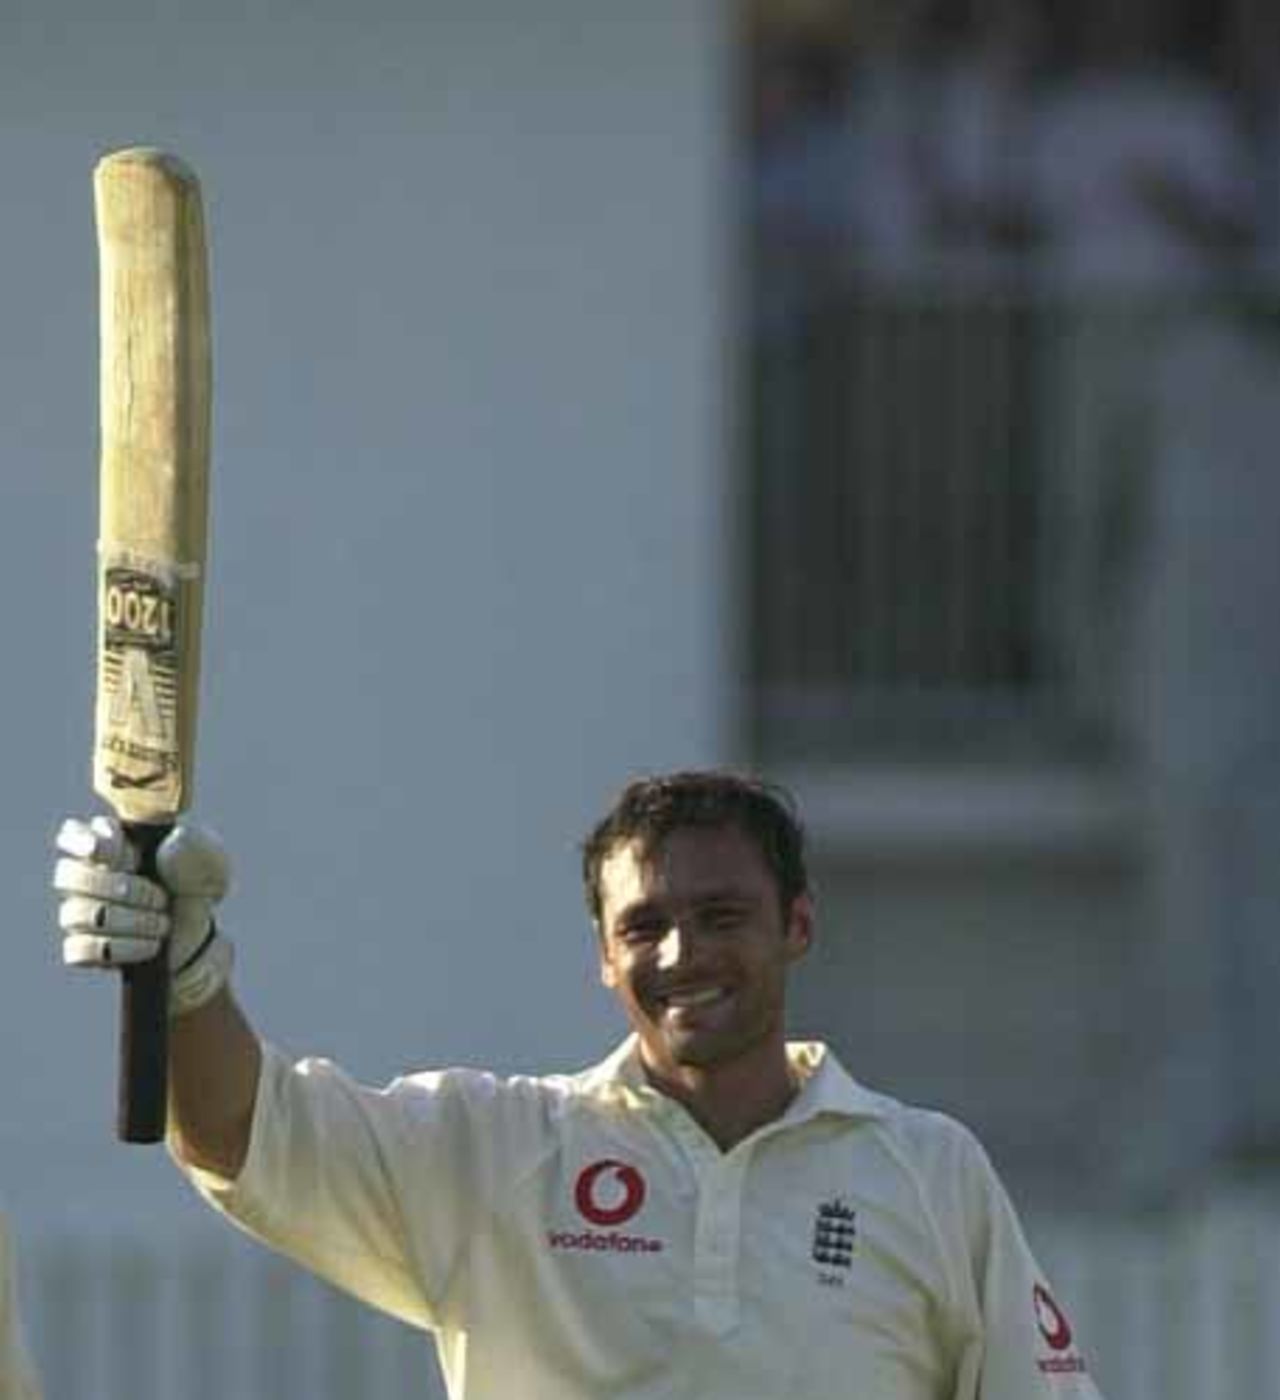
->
[611, 889, 759, 924]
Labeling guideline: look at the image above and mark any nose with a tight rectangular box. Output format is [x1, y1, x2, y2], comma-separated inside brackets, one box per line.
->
[656, 924, 689, 972]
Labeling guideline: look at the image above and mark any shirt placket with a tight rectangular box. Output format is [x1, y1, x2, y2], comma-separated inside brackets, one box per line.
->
[668, 1116, 748, 1336]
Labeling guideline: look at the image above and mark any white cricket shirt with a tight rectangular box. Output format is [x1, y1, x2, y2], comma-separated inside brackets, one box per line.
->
[177, 1039, 1106, 1399]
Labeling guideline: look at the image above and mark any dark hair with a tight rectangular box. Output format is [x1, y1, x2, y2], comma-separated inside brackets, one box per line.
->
[581, 769, 809, 924]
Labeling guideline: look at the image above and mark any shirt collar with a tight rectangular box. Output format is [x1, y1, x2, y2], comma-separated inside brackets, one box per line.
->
[784, 1041, 888, 1125]
[578, 1036, 887, 1125]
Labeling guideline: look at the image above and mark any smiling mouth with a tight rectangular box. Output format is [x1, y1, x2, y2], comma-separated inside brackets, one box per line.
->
[658, 986, 731, 1015]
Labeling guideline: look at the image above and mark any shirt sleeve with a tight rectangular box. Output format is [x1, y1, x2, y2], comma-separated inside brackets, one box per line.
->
[947, 1126, 1107, 1400]
[172, 1042, 533, 1333]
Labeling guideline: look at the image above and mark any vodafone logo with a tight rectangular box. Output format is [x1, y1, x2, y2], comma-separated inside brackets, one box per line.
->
[574, 1159, 647, 1227]
[549, 1160, 663, 1256]
[1033, 1285, 1074, 1352]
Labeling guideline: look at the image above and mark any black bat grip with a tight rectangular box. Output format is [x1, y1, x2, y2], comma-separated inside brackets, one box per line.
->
[117, 821, 171, 1143]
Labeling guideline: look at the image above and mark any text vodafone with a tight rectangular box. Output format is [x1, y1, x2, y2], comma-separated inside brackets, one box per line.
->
[547, 1228, 665, 1254]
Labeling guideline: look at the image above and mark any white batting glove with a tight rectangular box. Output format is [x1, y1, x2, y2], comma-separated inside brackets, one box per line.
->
[54, 815, 234, 1016]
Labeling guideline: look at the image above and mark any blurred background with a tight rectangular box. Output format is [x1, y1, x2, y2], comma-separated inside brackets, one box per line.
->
[3, 0, 1280, 1394]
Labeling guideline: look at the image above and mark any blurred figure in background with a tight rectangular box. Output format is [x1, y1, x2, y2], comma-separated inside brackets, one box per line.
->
[745, 8, 862, 688]
[745, 1, 1053, 726]
[916, 0, 1049, 691]
[1224, 0, 1280, 287]
[1028, 0, 1255, 750]
[1027, 0, 1279, 1199]
[748, 12, 855, 337]
[1131, 293, 1280, 1193]
[834, 0, 941, 286]
[0, 1208, 41, 1400]
[925, 0, 1046, 287]
[745, 0, 1280, 1206]
[1115, 0, 1280, 1196]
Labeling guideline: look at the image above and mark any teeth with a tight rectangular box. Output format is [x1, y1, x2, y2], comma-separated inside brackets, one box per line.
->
[666, 987, 724, 1009]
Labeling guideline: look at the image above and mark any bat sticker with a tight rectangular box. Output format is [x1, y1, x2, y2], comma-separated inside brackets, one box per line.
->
[94, 552, 195, 808]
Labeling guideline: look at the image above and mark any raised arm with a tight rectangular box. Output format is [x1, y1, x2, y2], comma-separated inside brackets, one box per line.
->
[54, 817, 261, 1178]
[168, 986, 261, 1179]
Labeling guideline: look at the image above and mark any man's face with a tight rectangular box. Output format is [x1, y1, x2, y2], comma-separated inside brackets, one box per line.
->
[596, 825, 813, 1081]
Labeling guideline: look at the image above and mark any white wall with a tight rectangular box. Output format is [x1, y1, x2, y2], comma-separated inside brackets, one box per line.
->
[1, 0, 733, 1232]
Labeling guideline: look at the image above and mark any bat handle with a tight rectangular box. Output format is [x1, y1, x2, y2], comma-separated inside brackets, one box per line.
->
[117, 821, 172, 1144]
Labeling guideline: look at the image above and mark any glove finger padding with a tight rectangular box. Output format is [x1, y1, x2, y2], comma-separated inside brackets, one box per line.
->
[156, 825, 231, 899]
[52, 856, 168, 911]
[58, 894, 168, 942]
[155, 823, 235, 1015]
[153, 825, 230, 976]
[53, 815, 235, 1014]
[64, 932, 167, 967]
[55, 817, 171, 969]
[56, 815, 139, 871]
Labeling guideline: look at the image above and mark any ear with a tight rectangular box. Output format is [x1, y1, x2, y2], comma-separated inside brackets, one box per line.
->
[783, 892, 815, 964]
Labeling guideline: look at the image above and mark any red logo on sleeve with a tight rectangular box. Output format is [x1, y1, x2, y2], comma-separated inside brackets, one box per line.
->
[574, 1159, 647, 1227]
[1034, 1284, 1088, 1375]
[1034, 1285, 1073, 1350]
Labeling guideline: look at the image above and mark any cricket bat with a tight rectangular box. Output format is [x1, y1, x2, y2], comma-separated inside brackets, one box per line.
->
[92, 148, 212, 1143]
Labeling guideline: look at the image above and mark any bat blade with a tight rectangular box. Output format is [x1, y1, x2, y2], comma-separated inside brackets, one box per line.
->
[92, 148, 212, 1144]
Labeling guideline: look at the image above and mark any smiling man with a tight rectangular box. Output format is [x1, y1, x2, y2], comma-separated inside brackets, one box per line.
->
[587, 782, 815, 1154]
[53, 769, 1106, 1398]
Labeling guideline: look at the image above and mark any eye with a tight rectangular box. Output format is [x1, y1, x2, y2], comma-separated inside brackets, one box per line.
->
[616, 913, 666, 945]
[700, 903, 748, 933]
